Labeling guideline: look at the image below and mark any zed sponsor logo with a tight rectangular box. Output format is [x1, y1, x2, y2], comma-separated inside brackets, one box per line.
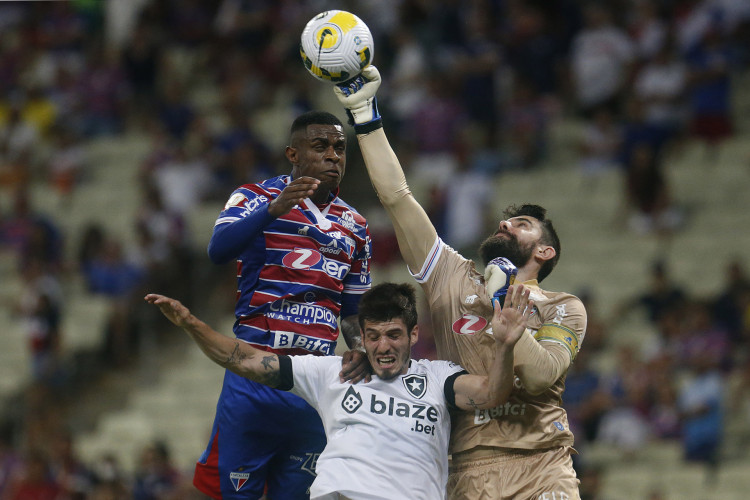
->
[451, 314, 488, 335]
[282, 248, 322, 269]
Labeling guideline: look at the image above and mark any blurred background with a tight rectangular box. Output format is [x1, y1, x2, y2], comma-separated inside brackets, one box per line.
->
[0, 0, 749, 499]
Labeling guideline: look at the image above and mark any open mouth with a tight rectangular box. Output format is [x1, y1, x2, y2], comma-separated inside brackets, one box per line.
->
[376, 355, 396, 368]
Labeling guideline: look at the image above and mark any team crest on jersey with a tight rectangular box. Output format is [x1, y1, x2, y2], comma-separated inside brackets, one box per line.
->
[341, 385, 363, 413]
[229, 471, 250, 492]
[451, 314, 488, 335]
[338, 210, 357, 230]
[402, 374, 427, 399]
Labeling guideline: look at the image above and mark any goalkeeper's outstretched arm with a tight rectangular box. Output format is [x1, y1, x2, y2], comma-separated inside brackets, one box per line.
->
[334, 67, 438, 273]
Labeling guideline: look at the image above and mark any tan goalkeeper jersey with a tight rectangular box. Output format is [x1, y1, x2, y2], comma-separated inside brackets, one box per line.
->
[411, 238, 587, 454]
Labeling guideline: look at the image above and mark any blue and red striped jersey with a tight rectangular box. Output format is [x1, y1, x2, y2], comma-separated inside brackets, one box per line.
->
[210, 175, 371, 356]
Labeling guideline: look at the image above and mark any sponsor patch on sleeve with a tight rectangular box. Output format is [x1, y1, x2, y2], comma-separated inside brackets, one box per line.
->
[225, 192, 247, 210]
[534, 324, 579, 360]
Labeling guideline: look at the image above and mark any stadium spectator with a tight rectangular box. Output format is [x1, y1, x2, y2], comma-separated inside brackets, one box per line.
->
[632, 40, 689, 145]
[577, 107, 622, 185]
[132, 441, 183, 500]
[712, 258, 750, 345]
[146, 281, 530, 499]
[678, 339, 725, 469]
[0, 423, 22, 499]
[3, 449, 63, 500]
[0, 187, 63, 272]
[685, 28, 734, 154]
[623, 142, 683, 235]
[610, 259, 687, 325]
[48, 429, 95, 500]
[570, 4, 636, 115]
[82, 236, 146, 366]
[14, 255, 64, 385]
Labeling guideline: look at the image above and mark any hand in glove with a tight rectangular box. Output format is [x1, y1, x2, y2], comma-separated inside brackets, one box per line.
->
[333, 65, 382, 132]
[484, 257, 518, 309]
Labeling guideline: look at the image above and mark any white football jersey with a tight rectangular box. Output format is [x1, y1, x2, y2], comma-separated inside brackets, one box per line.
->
[290, 355, 464, 500]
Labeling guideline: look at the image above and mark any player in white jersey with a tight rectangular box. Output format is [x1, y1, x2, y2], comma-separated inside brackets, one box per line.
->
[335, 67, 587, 499]
[145, 281, 533, 500]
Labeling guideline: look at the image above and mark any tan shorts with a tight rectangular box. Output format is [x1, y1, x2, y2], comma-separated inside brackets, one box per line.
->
[448, 446, 580, 500]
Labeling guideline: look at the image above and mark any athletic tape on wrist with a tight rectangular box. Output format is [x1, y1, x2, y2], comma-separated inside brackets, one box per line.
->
[354, 118, 383, 135]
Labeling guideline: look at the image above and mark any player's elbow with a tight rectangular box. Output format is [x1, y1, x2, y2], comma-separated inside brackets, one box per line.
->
[482, 381, 512, 409]
[207, 238, 234, 265]
[376, 184, 412, 207]
[517, 373, 555, 396]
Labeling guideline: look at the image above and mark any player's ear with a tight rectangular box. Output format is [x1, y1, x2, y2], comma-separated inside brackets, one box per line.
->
[285, 145, 298, 165]
[536, 245, 556, 263]
[409, 325, 419, 346]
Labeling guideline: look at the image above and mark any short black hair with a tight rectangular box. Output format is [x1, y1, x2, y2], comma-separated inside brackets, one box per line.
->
[290, 110, 343, 136]
[357, 283, 418, 332]
[503, 204, 561, 282]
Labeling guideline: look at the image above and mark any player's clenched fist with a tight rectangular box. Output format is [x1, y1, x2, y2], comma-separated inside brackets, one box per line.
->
[268, 176, 320, 217]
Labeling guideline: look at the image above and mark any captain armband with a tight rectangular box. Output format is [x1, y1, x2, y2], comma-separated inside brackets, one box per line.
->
[534, 324, 580, 361]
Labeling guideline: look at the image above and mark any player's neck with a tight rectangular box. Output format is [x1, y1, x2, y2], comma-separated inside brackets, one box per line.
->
[515, 267, 538, 285]
[310, 190, 331, 206]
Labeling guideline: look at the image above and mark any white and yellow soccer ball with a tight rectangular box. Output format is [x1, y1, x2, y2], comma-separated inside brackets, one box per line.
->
[300, 10, 374, 83]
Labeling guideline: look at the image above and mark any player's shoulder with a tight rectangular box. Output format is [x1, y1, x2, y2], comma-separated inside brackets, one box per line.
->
[292, 353, 342, 372]
[530, 283, 587, 318]
[412, 358, 464, 376]
[330, 197, 367, 221]
[229, 175, 285, 196]
[255, 174, 288, 193]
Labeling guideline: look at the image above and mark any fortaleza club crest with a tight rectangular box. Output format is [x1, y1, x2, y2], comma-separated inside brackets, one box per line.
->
[402, 374, 427, 399]
[230, 471, 250, 492]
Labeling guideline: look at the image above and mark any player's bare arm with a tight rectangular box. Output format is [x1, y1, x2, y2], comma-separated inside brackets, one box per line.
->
[144, 294, 282, 388]
[334, 67, 438, 272]
[453, 285, 533, 410]
[268, 176, 320, 217]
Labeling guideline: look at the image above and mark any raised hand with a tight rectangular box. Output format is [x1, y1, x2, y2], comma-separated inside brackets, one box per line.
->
[491, 285, 533, 347]
[484, 257, 518, 309]
[144, 293, 192, 328]
[333, 65, 382, 126]
[268, 176, 320, 217]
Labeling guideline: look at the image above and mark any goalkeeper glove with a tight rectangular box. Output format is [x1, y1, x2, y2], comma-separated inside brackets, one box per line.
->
[333, 65, 382, 133]
[484, 257, 518, 309]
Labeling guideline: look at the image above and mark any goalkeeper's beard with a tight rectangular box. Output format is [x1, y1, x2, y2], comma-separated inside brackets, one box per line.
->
[478, 233, 534, 269]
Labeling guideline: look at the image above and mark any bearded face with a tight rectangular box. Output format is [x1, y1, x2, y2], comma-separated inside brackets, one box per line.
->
[478, 230, 535, 268]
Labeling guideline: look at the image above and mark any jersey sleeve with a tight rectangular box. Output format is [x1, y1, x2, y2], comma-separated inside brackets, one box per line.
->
[340, 229, 372, 318]
[207, 185, 275, 264]
[443, 368, 469, 409]
[534, 296, 587, 362]
[288, 355, 338, 409]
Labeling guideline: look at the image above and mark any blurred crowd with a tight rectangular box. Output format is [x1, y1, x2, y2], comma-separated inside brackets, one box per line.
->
[0, 0, 748, 498]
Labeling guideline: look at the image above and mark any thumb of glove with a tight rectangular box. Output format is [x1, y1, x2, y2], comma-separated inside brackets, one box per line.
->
[484, 257, 518, 308]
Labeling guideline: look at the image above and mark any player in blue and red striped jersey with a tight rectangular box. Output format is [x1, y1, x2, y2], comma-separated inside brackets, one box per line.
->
[195, 111, 372, 500]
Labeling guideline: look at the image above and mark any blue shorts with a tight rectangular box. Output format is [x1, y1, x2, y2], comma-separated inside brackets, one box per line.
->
[193, 370, 325, 499]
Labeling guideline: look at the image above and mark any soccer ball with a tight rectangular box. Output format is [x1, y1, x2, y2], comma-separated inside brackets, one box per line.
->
[300, 10, 374, 83]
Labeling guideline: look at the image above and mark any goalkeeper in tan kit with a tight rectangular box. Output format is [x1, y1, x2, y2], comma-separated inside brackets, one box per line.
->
[334, 67, 587, 499]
